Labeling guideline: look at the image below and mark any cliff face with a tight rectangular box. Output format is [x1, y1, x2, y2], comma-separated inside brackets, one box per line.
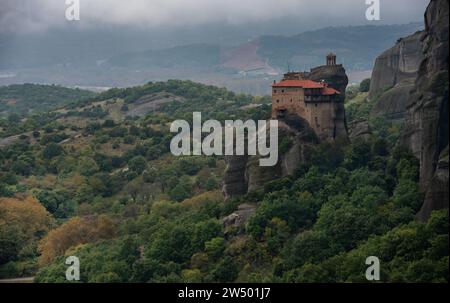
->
[223, 114, 317, 199]
[369, 31, 424, 119]
[402, 0, 449, 221]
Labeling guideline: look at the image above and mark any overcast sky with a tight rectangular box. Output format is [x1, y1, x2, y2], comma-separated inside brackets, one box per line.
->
[0, 0, 429, 34]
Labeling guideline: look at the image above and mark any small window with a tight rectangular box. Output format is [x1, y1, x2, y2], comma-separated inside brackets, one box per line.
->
[274, 90, 277, 93]
[281, 90, 285, 93]
[276, 100, 280, 103]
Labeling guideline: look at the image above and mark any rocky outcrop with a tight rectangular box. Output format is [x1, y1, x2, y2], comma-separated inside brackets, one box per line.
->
[222, 114, 317, 199]
[402, 0, 449, 221]
[309, 64, 349, 139]
[222, 155, 249, 197]
[418, 148, 449, 221]
[125, 92, 185, 117]
[0, 133, 31, 149]
[310, 65, 348, 98]
[369, 31, 424, 99]
[369, 31, 424, 120]
[370, 78, 416, 120]
[348, 119, 371, 140]
[222, 203, 257, 231]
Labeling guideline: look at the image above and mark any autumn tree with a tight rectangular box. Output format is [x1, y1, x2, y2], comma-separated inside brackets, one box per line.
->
[38, 215, 116, 265]
[0, 196, 53, 264]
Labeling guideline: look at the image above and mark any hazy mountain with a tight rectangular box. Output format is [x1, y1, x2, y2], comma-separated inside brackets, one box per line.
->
[258, 23, 424, 71]
[0, 23, 423, 95]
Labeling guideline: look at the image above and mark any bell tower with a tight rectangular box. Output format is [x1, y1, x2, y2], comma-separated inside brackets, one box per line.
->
[326, 53, 336, 66]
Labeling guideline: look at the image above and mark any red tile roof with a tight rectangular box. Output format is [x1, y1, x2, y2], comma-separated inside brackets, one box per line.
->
[272, 79, 340, 95]
[272, 80, 324, 88]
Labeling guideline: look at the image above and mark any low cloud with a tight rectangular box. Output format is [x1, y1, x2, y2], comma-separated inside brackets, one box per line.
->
[0, 0, 428, 33]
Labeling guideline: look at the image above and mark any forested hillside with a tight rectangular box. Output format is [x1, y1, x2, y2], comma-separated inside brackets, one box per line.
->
[0, 80, 447, 282]
[0, 84, 95, 117]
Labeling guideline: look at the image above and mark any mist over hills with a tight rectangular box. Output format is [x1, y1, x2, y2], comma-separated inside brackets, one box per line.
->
[108, 23, 423, 71]
[0, 22, 423, 95]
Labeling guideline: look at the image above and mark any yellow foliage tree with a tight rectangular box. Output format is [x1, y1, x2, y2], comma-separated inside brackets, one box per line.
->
[38, 215, 116, 266]
[0, 196, 53, 262]
[181, 191, 223, 208]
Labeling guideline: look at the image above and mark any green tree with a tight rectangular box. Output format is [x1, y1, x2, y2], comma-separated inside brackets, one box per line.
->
[392, 179, 422, 211]
[359, 78, 371, 92]
[79, 157, 100, 176]
[205, 237, 225, 259]
[315, 195, 382, 251]
[169, 176, 192, 202]
[42, 143, 64, 159]
[128, 156, 147, 175]
[247, 191, 319, 238]
[205, 177, 218, 191]
[211, 256, 238, 282]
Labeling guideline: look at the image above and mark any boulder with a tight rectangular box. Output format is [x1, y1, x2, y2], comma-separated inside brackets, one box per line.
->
[222, 203, 257, 230]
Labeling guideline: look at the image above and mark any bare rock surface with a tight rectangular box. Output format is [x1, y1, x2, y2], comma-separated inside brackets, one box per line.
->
[402, 0, 449, 221]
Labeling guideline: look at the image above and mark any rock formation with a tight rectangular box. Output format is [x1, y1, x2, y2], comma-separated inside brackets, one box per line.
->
[309, 64, 349, 138]
[222, 114, 317, 199]
[402, 0, 449, 221]
[347, 119, 371, 141]
[369, 30, 424, 120]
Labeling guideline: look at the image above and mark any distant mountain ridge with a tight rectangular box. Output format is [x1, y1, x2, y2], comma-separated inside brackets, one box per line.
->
[106, 23, 424, 74]
[258, 23, 424, 71]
